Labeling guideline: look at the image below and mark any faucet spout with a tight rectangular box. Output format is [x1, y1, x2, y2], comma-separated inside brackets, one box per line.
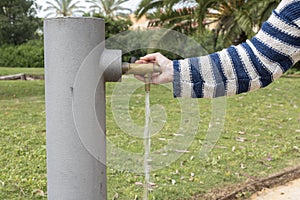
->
[122, 63, 161, 92]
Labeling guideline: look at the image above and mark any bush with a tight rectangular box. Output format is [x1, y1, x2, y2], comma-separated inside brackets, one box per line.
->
[0, 39, 44, 68]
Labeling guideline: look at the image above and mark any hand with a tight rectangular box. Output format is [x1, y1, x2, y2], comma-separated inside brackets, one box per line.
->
[135, 53, 174, 84]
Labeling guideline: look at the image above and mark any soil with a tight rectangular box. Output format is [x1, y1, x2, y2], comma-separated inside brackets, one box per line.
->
[192, 165, 300, 200]
[249, 178, 300, 200]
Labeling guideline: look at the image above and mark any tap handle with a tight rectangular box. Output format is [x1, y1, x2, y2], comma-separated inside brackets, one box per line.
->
[122, 63, 161, 75]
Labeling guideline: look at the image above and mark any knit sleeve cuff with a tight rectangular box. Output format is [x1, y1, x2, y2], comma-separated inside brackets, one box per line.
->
[172, 59, 199, 98]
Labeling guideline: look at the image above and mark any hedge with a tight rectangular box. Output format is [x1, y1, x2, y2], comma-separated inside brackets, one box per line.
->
[0, 40, 44, 68]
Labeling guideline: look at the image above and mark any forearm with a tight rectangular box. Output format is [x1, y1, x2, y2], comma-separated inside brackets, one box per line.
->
[173, 0, 300, 98]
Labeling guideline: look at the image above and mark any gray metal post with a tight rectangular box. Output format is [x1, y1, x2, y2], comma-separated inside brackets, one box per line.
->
[44, 17, 121, 200]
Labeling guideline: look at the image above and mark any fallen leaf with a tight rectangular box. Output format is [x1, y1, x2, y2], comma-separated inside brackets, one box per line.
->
[214, 146, 227, 149]
[113, 193, 119, 199]
[240, 163, 246, 169]
[236, 137, 247, 142]
[32, 189, 45, 197]
[173, 134, 184, 137]
[128, 140, 136, 144]
[171, 179, 176, 185]
[134, 182, 143, 186]
[293, 146, 299, 150]
[149, 182, 156, 187]
[180, 161, 186, 167]
[175, 150, 190, 153]
[232, 146, 236, 152]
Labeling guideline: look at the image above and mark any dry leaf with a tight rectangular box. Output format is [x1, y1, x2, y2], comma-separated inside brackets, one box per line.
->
[232, 146, 236, 152]
[171, 179, 176, 185]
[175, 150, 190, 153]
[113, 193, 119, 199]
[134, 182, 143, 186]
[149, 182, 156, 187]
[236, 137, 247, 142]
[32, 189, 45, 197]
[173, 134, 184, 137]
[240, 163, 246, 169]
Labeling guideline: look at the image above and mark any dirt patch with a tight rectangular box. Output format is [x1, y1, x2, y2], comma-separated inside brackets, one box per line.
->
[249, 178, 300, 200]
[191, 165, 300, 200]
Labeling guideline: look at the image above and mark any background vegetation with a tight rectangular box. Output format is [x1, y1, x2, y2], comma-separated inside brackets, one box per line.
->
[0, 0, 300, 199]
[0, 40, 43, 68]
[0, 0, 299, 72]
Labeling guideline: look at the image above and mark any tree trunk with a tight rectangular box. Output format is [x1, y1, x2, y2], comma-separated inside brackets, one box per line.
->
[0, 73, 26, 80]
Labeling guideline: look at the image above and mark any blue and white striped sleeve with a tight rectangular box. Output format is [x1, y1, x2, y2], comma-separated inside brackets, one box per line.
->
[173, 0, 300, 98]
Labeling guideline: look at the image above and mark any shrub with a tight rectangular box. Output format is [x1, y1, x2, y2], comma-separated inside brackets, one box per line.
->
[0, 39, 44, 68]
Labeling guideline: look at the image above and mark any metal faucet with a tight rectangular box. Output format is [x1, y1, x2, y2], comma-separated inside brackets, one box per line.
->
[122, 63, 162, 92]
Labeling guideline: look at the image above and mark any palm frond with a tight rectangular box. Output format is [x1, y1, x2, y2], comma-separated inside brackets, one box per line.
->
[135, 0, 164, 19]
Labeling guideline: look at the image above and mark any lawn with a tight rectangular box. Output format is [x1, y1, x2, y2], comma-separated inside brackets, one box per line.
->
[0, 67, 44, 77]
[0, 68, 299, 199]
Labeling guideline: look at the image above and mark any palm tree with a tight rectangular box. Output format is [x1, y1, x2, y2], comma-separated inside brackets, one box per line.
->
[87, 0, 132, 18]
[136, 0, 281, 50]
[200, 0, 281, 47]
[253, 0, 280, 27]
[44, 0, 85, 17]
[135, 0, 184, 19]
[136, 0, 197, 34]
[197, 0, 257, 48]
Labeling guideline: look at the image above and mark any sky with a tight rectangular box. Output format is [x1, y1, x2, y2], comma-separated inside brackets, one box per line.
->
[36, 0, 142, 18]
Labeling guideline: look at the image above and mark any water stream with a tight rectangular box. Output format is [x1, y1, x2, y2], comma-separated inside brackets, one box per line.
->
[143, 91, 151, 200]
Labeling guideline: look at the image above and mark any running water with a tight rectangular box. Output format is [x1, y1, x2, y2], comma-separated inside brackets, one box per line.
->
[143, 91, 151, 200]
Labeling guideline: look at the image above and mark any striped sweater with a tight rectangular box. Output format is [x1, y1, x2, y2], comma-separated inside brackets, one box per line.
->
[173, 0, 300, 98]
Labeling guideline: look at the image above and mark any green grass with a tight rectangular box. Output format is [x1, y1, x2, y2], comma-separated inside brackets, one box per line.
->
[106, 77, 300, 199]
[0, 67, 44, 76]
[0, 74, 299, 199]
[0, 81, 46, 200]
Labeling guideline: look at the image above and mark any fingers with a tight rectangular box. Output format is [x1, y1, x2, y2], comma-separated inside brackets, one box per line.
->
[135, 60, 148, 64]
[133, 52, 173, 84]
[139, 52, 162, 62]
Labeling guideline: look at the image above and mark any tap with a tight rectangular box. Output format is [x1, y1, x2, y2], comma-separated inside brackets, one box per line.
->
[122, 63, 162, 92]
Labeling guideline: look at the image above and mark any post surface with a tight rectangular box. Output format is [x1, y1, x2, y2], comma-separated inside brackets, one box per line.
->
[44, 18, 107, 200]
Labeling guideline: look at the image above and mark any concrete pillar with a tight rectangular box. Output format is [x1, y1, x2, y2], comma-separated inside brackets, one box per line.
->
[44, 17, 121, 200]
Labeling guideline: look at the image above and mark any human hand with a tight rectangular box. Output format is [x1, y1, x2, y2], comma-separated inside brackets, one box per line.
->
[135, 53, 173, 84]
